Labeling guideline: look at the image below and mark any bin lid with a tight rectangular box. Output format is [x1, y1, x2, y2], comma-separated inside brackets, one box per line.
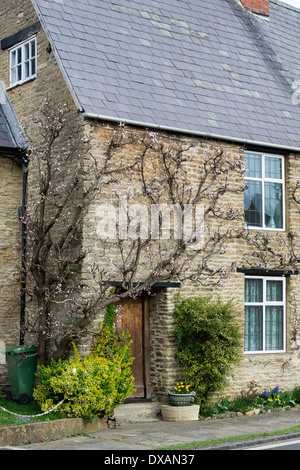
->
[5, 345, 37, 355]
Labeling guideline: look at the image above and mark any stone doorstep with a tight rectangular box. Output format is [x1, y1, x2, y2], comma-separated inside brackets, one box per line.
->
[0, 416, 107, 447]
[113, 402, 162, 423]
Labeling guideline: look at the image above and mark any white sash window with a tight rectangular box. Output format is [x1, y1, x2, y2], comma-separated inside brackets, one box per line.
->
[244, 276, 286, 353]
[244, 152, 285, 230]
[10, 36, 37, 87]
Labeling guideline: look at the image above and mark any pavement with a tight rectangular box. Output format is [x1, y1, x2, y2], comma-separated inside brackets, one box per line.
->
[8, 406, 300, 451]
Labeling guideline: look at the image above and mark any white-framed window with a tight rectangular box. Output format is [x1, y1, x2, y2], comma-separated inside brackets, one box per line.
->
[9, 36, 37, 87]
[244, 151, 285, 230]
[244, 276, 286, 354]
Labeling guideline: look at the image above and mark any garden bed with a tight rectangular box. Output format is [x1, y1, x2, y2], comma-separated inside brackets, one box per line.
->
[0, 394, 107, 446]
[201, 384, 300, 420]
[0, 393, 65, 427]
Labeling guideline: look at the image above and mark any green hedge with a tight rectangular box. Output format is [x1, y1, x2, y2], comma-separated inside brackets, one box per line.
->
[172, 295, 242, 403]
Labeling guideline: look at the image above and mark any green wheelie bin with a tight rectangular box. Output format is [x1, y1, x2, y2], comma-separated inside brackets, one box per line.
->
[5, 345, 37, 405]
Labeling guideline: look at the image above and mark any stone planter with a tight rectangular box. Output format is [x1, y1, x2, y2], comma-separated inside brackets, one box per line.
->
[166, 390, 196, 406]
[161, 404, 200, 421]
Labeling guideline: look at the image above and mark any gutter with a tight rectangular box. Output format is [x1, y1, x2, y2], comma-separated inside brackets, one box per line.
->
[82, 112, 300, 153]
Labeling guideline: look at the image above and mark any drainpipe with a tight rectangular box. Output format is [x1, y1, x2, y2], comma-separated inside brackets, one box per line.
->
[19, 154, 28, 346]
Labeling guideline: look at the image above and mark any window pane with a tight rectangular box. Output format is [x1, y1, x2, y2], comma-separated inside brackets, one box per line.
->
[24, 61, 30, 78]
[266, 280, 283, 302]
[244, 180, 262, 227]
[11, 67, 16, 84]
[245, 278, 263, 303]
[17, 64, 22, 81]
[31, 58, 36, 75]
[24, 43, 29, 61]
[244, 305, 263, 352]
[11, 50, 16, 67]
[265, 306, 283, 351]
[17, 47, 22, 64]
[264, 182, 283, 228]
[265, 157, 282, 180]
[245, 153, 262, 178]
[31, 40, 36, 57]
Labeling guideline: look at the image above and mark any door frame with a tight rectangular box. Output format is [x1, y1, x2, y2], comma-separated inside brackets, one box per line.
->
[142, 294, 151, 400]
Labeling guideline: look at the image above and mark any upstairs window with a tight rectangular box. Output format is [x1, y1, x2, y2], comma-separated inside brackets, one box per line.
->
[9, 36, 37, 87]
[244, 152, 284, 230]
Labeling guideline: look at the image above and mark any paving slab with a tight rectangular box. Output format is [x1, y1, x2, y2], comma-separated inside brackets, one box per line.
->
[7, 407, 300, 451]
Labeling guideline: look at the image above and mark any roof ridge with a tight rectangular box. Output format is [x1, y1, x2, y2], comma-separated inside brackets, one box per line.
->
[270, 0, 300, 13]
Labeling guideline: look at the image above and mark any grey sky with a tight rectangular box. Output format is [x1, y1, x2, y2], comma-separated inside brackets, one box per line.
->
[280, 0, 300, 8]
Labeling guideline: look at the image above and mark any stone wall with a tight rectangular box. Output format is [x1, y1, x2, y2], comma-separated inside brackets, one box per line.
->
[83, 120, 300, 400]
[0, 157, 23, 382]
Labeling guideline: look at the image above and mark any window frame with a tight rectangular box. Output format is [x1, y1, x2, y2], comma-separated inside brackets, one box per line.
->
[244, 151, 285, 231]
[9, 36, 37, 88]
[244, 275, 286, 355]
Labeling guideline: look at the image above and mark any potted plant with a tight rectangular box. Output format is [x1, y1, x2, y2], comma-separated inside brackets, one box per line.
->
[166, 383, 196, 406]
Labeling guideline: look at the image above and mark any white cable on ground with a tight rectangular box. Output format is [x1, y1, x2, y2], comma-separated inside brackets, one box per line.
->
[0, 399, 65, 418]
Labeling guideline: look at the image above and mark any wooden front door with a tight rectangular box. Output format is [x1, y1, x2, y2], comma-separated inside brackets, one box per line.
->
[116, 295, 150, 399]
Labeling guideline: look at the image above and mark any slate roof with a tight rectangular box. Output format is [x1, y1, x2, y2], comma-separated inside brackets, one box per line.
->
[0, 97, 23, 150]
[31, 0, 300, 149]
[0, 112, 15, 148]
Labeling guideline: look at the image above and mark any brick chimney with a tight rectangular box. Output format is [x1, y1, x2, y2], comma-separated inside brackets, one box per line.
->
[240, 0, 269, 16]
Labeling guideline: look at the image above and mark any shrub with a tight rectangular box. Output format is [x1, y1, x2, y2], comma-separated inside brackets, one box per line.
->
[292, 386, 300, 403]
[33, 304, 135, 420]
[171, 294, 242, 404]
[255, 386, 297, 411]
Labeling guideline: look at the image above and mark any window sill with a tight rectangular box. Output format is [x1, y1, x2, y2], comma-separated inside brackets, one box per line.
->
[245, 225, 285, 232]
[7, 74, 37, 90]
[244, 350, 286, 355]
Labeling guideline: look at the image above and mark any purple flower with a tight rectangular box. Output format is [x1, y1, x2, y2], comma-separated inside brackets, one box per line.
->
[272, 386, 279, 394]
[262, 391, 269, 398]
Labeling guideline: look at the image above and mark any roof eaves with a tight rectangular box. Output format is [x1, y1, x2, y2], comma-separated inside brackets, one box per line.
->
[83, 112, 300, 153]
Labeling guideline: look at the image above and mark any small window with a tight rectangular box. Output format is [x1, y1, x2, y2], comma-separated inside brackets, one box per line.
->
[244, 276, 286, 353]
[244, 152, 285, 230]
[9, 36, 37, 87]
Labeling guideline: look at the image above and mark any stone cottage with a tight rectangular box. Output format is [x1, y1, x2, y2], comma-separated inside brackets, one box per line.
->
[1, 0, 300, 413]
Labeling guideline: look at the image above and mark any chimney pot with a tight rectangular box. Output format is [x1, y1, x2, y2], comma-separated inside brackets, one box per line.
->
[240, 0, 269, 16]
